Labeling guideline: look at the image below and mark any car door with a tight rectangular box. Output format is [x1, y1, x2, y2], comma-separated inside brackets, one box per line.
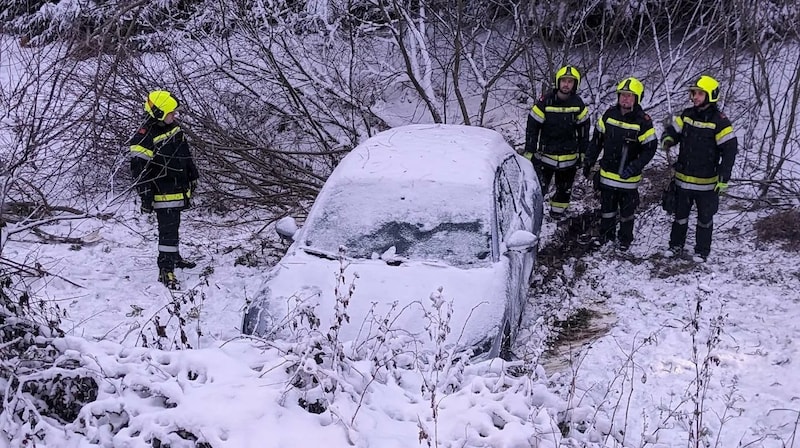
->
[493, 156, 530, 334]
[497, 155, 536, 248]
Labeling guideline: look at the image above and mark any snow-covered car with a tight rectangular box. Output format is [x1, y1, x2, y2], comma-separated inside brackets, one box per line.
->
[243, 124, 543, 359]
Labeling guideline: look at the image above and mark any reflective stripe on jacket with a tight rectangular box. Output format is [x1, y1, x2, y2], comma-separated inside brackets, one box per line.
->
[534, 152, 580, 169]
[674, 172, 717, 191]
[599, 169, 642, 189]
[153, 190, 193, 209]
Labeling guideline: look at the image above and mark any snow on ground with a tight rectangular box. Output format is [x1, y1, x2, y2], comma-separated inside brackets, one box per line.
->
[566, 240, 799, 446]
[526, 201, 800, 447]
[4, 188, 800, 447]
[18, 204, 256, 348]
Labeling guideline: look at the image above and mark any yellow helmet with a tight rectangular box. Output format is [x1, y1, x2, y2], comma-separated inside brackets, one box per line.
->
[689, 75, 720, 103]
[616, 77, 644, 105]
[555, 65, 581, 91]
[144, 90, 180, 120]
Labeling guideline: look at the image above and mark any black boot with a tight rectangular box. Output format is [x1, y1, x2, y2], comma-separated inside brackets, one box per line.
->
[158, 269, 180, 290]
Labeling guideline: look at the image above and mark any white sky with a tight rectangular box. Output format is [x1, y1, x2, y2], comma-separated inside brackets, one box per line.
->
[4, 127, 799, 447]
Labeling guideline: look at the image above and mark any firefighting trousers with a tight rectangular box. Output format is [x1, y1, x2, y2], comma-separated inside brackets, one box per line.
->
[534, 162, 577, 216]
[669, 188, 719, 257]
[156, 208, 182, 270]
[599, 188, 639, 244]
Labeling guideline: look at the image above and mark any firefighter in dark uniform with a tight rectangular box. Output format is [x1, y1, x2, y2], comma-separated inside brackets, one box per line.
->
[661, 75, 738, 262]
[129, 90, 199, 289]
[583, 77, 657, 250]
[524, 65, 591, 220]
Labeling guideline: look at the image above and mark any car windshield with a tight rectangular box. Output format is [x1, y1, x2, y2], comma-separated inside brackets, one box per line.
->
[302, 180, 493, 267]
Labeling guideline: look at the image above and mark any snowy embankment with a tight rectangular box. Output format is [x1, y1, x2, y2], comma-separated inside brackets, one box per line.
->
[3, 202, 800, 447]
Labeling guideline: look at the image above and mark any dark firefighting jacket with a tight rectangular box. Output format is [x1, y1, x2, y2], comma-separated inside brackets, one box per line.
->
[585, 104, 658, 190]
[525, 89, 590, 170]
[662, 104, 738, 191]
[129, 117, 199, 210]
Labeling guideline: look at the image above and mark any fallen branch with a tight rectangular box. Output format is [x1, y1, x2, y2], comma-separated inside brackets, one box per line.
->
[0, 257, 86, 288]
[30, 228, 102, 245]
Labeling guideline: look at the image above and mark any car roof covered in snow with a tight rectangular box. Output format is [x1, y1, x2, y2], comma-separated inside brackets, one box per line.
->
[330, 124, 516, 187]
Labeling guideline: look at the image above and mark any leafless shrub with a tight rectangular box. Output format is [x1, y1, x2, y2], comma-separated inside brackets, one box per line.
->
[135, 287, 207, 350]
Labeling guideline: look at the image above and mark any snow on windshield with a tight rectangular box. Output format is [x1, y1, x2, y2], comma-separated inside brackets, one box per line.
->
[302, 179, 493, 267]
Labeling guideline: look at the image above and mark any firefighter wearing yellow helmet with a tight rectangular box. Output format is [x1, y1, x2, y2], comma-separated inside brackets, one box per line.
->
[583, 77, 658, 250]
[661, 75, 738, 262]
[523, 65, 590, 220]
[129, 90, 200, 289]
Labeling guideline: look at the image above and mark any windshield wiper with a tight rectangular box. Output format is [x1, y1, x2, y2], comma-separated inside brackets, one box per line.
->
[300, 246, 341, 260]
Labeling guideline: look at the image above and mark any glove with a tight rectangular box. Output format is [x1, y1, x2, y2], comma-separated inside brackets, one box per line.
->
[140, 195, 153, 214]
[582, 163, 592, 178]
[620, 165, 636, 179]
[522, 152, 534, 161]
[714, 182, 728, 194]
[662, 139, 674, 151]
[190, 180, 198, 192]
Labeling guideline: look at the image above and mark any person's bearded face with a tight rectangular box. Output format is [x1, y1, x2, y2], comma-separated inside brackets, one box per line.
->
[559, 77, 576, 95]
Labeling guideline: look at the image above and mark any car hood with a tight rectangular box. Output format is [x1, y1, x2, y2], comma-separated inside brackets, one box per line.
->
[249, 250, 509, 351]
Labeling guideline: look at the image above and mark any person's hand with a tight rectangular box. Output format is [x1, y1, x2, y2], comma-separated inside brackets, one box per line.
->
[620, 165, 635, 179]
[190, 180, 198, 191]
[714, 182, 728, 194]
[662, 140, 674, 151]
[140, 196, 153, 214]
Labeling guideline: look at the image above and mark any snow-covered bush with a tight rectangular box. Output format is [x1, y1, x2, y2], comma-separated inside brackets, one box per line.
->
[0, 268, 99, 444]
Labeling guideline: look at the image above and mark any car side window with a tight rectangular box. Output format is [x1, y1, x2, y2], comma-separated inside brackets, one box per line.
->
[495, 158, 521, 240]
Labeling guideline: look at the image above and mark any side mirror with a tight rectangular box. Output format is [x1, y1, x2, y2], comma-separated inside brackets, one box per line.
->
[275, 216, 299, 241]
[505, 229, 538, 252]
